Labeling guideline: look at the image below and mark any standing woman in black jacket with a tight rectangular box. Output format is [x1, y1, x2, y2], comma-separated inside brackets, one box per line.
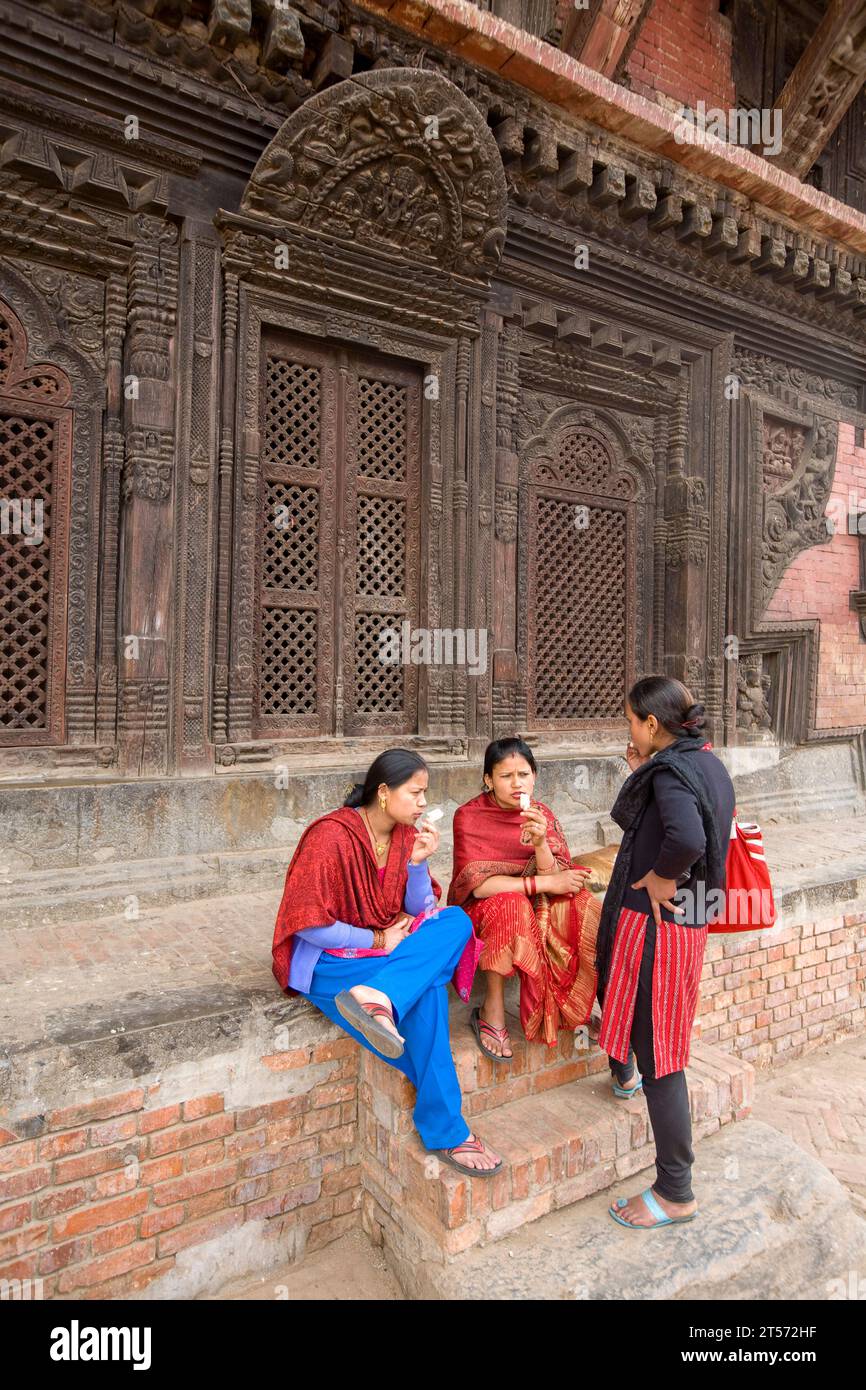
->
[597, 675, 735, 1229]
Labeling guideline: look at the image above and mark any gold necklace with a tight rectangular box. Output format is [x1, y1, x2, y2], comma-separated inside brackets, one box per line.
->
[361, 807, 389, 858]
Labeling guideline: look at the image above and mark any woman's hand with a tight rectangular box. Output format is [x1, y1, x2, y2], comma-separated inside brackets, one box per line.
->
[381, 914, 412, 952]
[631, 870, 683, 927]
[546, 867, 591, 895]
[519, 805, 548, 847]
[625, 741, 650, 773]
[409, 820, 440, 864]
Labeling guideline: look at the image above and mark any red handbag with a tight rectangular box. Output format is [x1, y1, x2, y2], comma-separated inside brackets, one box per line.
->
[708, 811, 777, 933]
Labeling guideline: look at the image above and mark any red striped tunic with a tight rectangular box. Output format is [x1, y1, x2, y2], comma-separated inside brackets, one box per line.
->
[597, 906, 708, 1077]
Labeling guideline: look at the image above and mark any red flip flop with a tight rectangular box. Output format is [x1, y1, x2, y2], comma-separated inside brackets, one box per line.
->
[335, 990, 405, 1060]
[435, 1133, 503, 1178]
[469, 1006, 513, 1064]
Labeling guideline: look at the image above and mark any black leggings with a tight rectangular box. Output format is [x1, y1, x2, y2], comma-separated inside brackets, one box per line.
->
[601, 916, 695, 1204]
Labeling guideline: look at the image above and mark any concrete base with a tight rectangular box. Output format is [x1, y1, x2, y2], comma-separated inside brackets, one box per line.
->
[382, 1119, 866, 1301]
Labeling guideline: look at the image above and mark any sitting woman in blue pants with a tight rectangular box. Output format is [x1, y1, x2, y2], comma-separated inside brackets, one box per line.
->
[272, 747, 502, 1177]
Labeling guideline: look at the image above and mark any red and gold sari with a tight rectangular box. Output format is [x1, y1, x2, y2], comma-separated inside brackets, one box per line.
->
[447, 791, 600, 1047]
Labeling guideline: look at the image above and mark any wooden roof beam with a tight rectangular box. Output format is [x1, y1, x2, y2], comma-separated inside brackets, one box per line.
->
[559, 0, 653, 79]
[770, 0, 866, 179]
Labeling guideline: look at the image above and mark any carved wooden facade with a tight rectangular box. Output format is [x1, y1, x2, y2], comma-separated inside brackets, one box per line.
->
[0, 0, 864, 779]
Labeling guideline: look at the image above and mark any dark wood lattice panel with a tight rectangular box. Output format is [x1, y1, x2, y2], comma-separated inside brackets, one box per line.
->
[0, 413, 54, 731]
[353, 612, 406, 714]
[357, 378, 408, 481]
[254, 341, 335, 737]
[356, 495, 407, 597]
[259, 608, 319, 717]
[344, 355, 420, 735]
[532, 496, 629, 721]
[0, 299, 72, 748]
[262, 480, 320, 593]
[262, 359, 321, 469]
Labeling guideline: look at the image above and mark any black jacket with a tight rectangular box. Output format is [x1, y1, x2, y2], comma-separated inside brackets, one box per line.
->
[621, 746, 735, 924]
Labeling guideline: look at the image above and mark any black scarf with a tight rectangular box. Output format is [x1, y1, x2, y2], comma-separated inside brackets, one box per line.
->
[595, 738, 726, 989]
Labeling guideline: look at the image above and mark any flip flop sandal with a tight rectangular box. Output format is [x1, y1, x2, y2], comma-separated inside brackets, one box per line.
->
[434, 1134, 503, 1178]
[469, 1005, 514, 1064]
[612, 1076, 644, 1098]
[335, 991, 405, 1060]
[608, 1187, 698, 1229]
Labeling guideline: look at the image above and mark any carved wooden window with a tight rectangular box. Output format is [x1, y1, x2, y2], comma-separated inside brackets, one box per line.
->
[0, 301, 72, 747]
[525, 425, 636, 727]
[255, 332, 421, 738]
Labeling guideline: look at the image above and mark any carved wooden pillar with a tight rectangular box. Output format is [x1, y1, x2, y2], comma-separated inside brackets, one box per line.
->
[662, 380, 710, 704]
[212, 268, 240, 749]
[451, 336, 471, 733]
[472, 310, 499, 749]
[174, 219, 221, 771]
[117, 217, 179, 775]
[491, 316, 522, 734]
[96, 274, 126, 750]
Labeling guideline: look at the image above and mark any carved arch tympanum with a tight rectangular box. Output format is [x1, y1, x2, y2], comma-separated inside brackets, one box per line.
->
[240, 68, 508, 282]
[0, 298, 72, 746]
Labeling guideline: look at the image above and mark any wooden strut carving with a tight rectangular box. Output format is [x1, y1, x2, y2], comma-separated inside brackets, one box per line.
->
[761, 413, 838, 604]
[240, 68, 508, 281]
[770, 0, 866, 179]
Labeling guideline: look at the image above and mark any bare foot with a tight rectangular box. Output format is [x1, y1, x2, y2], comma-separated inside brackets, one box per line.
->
[477, 1003, 513, 1059]
[447, 1133, 501, 1172]
[349, 984, 401, 1042]
[610, 1186, 697, 1227]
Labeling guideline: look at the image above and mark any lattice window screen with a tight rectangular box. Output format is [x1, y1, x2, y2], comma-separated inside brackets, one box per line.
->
[257, 354, 324, 724]
[348, 372, 417, 728]
[533, 498, 627, 718]
[0, 414, 55, 731]
[254, 340, 420, 738]
[0, 299, 71, 748]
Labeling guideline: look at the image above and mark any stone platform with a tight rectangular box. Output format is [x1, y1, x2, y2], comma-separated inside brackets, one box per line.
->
[0, 809, 863, 1298]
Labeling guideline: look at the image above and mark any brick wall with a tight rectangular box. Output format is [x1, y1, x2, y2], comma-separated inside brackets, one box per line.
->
[2, 907, 863, 1296]
[626, 0, 735, 112]
[0, 1035, 360, 1299]
[765, 422, 866, 730]
[697, 912, 866, 1067]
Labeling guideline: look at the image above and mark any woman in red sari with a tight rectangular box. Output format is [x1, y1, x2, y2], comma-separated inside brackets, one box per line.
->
[448, 737, 600, 1059]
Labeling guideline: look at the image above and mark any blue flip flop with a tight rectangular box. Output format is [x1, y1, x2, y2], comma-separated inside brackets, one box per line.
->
[608, 1187, 697, 1229]
[612, 1076, 644, 1098]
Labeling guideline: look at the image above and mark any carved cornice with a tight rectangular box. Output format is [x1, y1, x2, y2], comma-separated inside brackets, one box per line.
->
[733, 349, 858, 410]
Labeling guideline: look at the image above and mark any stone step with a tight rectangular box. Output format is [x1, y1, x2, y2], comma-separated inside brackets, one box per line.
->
[359, 997, 611, 1135]
[379, 1118, 866, 1300]
[360, 1034, 754, 1261]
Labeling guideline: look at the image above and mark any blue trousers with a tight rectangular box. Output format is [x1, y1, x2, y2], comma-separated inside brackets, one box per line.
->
[304, 905, 473, 1151]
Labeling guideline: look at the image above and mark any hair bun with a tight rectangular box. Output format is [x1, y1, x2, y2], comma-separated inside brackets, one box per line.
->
[343, 780, 366, 808]
[680, 702, 706, 736]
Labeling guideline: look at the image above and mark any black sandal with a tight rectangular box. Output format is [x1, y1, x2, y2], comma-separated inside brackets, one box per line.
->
[469, 1005, 514, 1064]
[335, 990, 405, 1060]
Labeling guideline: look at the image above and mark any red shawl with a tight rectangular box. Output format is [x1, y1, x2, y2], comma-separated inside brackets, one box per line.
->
[447, 791, 571, 907]
[272, 807, 442, 993]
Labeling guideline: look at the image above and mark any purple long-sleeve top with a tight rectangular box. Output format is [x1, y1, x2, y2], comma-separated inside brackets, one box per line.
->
[288, 859, 434, 994]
